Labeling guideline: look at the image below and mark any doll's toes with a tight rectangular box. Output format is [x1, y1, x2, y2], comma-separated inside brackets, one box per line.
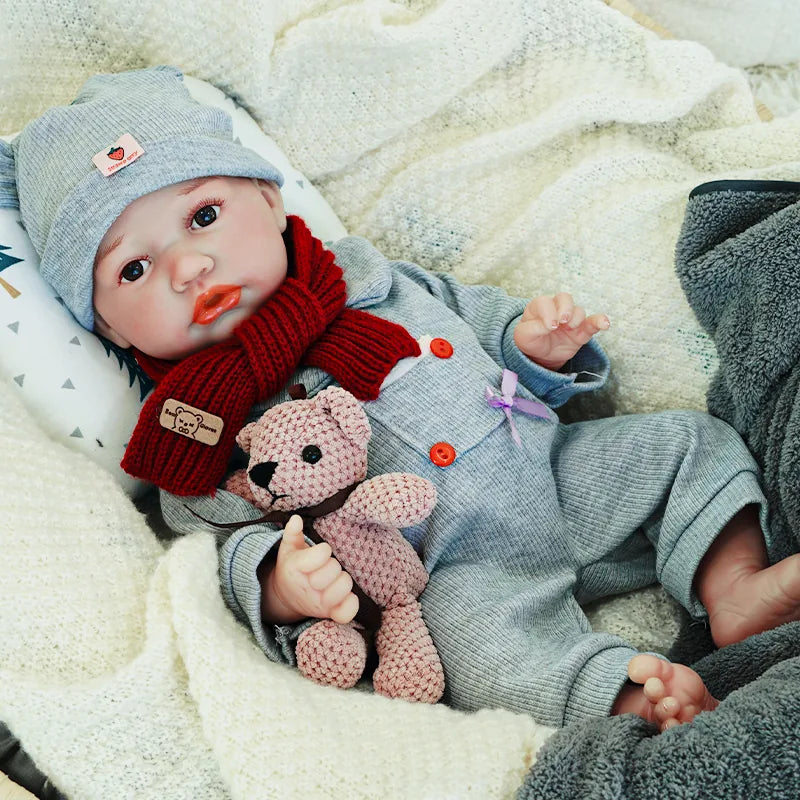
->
[679, 704, 701, 724]
[653, 695, 681, 724]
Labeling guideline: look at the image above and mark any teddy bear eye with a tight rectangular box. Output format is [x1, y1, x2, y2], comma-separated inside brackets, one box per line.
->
[301, 445, 322, 464]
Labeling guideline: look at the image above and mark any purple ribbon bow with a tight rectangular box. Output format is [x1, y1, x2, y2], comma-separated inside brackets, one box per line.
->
[485, 369, 550, 446]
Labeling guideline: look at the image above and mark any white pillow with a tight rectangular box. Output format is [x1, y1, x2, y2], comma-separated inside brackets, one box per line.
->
[0, 75, 347, 496]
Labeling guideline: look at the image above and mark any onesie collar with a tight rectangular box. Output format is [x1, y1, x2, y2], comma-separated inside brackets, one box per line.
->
[330, 235, 393, 310]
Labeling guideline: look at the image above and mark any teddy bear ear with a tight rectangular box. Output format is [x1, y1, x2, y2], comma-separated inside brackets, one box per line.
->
[237, 421, 257, 453]
[316, 387, 371, 449]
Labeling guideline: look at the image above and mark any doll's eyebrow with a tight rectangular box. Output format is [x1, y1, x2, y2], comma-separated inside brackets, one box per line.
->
[177, 177, 215, 196]
[95, 234, 125, 270]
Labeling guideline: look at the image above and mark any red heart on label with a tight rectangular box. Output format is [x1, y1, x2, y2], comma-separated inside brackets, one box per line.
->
[107, 147, 124, 161]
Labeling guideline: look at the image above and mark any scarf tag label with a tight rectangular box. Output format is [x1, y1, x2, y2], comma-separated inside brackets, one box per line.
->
[160, 398, 224, 446]
[92, 133, 144, 176]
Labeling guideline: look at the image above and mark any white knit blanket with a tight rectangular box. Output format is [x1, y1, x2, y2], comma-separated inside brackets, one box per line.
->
[3, 1, 800, 798]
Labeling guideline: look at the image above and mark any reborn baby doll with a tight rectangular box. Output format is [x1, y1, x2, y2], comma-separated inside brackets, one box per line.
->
[5, 66, 800, 732]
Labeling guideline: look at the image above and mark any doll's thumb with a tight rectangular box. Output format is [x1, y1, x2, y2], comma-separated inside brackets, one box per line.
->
[280, 515, 306, 550]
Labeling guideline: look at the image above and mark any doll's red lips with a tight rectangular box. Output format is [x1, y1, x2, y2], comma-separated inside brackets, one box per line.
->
[193, 285, 242, 325]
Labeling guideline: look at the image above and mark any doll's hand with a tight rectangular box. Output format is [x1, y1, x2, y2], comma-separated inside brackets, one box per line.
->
[260, 515, 359, 626]
[514, 292, 609, 371]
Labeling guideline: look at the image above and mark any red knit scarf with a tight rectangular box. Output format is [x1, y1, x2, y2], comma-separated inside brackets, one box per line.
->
[121, 215, 420, 496]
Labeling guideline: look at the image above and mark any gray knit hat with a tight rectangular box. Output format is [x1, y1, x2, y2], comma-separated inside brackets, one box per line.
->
[0, 66, 283, 329]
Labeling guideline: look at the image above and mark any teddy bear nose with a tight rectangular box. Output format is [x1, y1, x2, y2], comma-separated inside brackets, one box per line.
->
[248, 461, 277, 488]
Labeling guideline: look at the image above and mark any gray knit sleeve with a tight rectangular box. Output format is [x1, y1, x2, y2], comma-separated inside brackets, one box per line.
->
[160, 488, 310, 663]
[392, 261, 608, 405]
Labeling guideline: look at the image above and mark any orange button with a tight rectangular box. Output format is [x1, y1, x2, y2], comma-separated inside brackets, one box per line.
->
[429, 441, 456, 467]
[430, 337, 454, 359]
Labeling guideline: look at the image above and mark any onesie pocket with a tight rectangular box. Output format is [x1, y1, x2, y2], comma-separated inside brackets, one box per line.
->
[364, 336, 545, 463]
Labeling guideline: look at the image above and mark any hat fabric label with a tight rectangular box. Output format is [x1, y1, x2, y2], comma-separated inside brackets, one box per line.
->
[92, 133, 144, 176]
[160, 398, 224, 446]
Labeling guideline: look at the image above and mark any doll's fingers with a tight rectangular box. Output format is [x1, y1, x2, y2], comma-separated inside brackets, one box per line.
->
[585, 312, 611, 333]
[653, 695, 681, 724]
[553, 292, 575, 325]
[571, 313, 609, 343]
[525, 295, 559, 330]
[329, 592, 359, 624]
[515, 318, 554, 342]
[295, 541, 333, 573]
[276, 518, 308, 557]
[284, 514, 304, 536]
[320, 570, 354, 609]
[642, 677, 666, 704]
[307, 557, 343, 591]
[567, 304, 586, 330]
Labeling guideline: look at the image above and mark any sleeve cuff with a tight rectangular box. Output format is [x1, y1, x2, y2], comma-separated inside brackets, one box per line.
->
[502, 319, 610, 408]
[563, 645, 640, 726]
[219, 525, 310, 664]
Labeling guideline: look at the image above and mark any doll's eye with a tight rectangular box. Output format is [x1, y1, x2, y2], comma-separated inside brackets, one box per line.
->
[190, 204, 220, 229]
[302, 445, 322, 464]
[120, 258, 152, 283]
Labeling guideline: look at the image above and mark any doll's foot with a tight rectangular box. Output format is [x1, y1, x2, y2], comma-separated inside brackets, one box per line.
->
[704, 553, 800, 648]
[613, 654, 718, 732]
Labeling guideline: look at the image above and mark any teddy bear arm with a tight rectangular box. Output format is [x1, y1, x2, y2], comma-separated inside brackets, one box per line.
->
[316, 514, 429, 604]
[342, 474, 436, 528]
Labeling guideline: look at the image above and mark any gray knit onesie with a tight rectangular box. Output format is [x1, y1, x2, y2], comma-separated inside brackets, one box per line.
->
[161, 235, 769, 728]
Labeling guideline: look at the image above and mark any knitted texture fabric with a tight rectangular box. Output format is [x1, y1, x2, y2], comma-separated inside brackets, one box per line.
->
[0, 379, 549, 800]
[295, 620, 367, 689]
[6, 1, 800, 796]
[631, 0, 800, 68]
[225, 386, 444, 701]
[6, 1, 800, 418]
[374, 604, 444, 703]
[122, 215, 420, 496]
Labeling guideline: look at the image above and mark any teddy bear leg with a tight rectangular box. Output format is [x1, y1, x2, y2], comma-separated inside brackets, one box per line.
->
[296, 619, 367, 689]
[373, 602, 445, 703]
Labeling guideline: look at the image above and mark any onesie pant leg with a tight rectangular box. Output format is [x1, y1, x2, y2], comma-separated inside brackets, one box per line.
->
[417, 410, 766, 728]
[421, 556, 639, 727]
[550, 410, 768, 616]
[417, 422, 640, 728]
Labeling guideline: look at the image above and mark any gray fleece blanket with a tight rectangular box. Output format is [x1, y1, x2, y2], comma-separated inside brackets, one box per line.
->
[520, 181, 800, 799]
[520, 622, 800, 799]
[677, 180, 800, 562]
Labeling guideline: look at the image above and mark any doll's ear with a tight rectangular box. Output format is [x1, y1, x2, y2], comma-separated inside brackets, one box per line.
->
[316, 387, 371, 449]
[0, 139, 19, 210]
[237, 421, 257, 453]
[258, 179, 286, 233]
[93, 309, 133, 348]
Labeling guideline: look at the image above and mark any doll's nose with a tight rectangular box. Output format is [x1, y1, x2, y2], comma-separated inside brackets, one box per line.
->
[168, 247, 213, 291]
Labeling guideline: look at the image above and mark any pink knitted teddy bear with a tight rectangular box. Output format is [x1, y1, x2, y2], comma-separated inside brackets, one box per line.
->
[224, 385, 445, 703]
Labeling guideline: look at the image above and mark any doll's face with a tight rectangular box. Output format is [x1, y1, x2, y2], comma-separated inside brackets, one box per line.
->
[92, 176, 288, 360]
